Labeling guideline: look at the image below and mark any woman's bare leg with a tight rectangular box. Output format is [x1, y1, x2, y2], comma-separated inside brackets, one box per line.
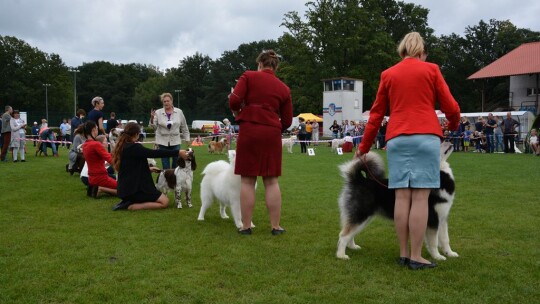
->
[394, 188, 411, 258]
[240, 176, 257, 230]
[128, 194, 169, 210]
[263, 176, 282, 230]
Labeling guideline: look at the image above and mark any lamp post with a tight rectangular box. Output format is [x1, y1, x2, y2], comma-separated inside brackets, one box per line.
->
[174, 89, 181, 108]
[43, 83, 51, 122]
[69, 68, 80, 116]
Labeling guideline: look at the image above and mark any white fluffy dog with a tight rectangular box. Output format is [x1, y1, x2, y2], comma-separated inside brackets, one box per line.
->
[331, 138, 345, 152]
[155, 149, 196, 209]
[198, 151, 255, 228]
[282, 135, 297, 153]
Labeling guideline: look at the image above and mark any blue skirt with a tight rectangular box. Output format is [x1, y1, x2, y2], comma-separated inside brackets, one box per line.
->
[386, 134, 440, 189]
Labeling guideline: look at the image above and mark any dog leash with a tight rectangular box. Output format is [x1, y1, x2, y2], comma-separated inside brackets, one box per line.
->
[358, 154, 389, 189]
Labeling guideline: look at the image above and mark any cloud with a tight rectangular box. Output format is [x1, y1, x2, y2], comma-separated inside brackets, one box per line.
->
[0, 0, 537, 69]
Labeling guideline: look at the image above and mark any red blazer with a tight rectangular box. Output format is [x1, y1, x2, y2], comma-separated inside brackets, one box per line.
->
[82, 140, 112, 177]
[229, 69, 293, 131]
[359, 58, 461, 154]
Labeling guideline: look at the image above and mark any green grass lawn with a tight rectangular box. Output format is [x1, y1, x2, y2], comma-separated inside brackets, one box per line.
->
[1, 142, 539, 303]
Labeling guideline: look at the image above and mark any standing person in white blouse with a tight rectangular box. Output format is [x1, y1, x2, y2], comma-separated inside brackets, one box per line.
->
[311, 121, 319, 145]
[149, 92, 190, 169]
[10, 110, 27, 162]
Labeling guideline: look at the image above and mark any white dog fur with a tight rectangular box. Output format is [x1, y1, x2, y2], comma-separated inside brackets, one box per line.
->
[281, 135, 296, 153]
[155, 149, 196, 209]
[198, 150, 255, 228]
[331, 138, 345, 152]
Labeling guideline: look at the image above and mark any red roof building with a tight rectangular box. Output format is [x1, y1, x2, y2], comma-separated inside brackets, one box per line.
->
[468, 42, 540, 114]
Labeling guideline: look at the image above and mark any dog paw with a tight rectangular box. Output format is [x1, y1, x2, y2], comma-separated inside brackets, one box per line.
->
[187, 204, 193, 208]
[177, 204, 182, 209]
[347, 244, 361, 250]
[221, 215, 230, 219]
[445, 250, 459, 258]
[197, 217, 204, 221]
[431, 253, 447, 261]
[336, 254, 350, 260]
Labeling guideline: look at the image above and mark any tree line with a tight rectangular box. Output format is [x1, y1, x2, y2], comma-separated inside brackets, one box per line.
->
[1, 0, 539, 126]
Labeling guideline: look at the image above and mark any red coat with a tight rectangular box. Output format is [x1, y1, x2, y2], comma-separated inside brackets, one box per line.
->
[359, 58, 461, 154]
[229, 69, 293, 176]
[229, 69, 293, 132]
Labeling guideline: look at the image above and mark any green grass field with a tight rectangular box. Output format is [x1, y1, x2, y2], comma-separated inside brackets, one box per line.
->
[1, 142, 539, 303]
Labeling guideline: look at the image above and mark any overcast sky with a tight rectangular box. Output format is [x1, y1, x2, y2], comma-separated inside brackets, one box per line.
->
[1, 0, 538, 70]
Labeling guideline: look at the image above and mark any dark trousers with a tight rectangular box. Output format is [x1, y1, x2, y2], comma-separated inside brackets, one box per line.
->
[1, 132, 11, 160]
[503, 133, 516, 153]
[298, 133, 307, 153]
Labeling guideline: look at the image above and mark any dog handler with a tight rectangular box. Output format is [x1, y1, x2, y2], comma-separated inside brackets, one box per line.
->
[111, 122, 191, 211]
[356, 32, 460, 270]
[229, 49, 293, 235]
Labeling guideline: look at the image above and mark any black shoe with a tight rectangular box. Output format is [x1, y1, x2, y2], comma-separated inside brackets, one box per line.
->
[112, 200, 132, 211]
[65, 164, 69, 172]
[86, 186, 94, 197]
[408, 260, 437, 270]
[92, 186, 99, 199]
[21, 160, 25, 162]
[238, 228, 252, 235]
[13, 160, 18, 162]
[397, 257, 410, 266]
[271, 228, 286, 235]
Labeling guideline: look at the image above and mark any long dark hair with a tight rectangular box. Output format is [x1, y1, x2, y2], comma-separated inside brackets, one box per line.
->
[112, 122, 141, 172]
[83, 121, 97, 140]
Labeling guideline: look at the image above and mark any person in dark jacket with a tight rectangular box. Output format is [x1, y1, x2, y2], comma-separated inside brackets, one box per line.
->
[111, 122, 189, 211]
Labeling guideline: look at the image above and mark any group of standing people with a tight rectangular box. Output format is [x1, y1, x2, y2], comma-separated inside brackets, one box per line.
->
[1, 106, 27, 162]
[445, 112, 521, 153]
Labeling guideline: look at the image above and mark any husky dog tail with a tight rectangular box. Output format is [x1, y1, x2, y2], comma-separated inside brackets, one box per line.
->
[339, 152, 386, 185]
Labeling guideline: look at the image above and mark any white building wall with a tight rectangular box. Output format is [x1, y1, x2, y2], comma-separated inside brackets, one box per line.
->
[322, 79, 364, 137]
[509, 75, 538, 111]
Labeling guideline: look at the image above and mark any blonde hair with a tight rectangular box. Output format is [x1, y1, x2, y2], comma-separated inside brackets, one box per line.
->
[397, 32, 425, 59]
[91, 96, 103, 107]
[160, 92, 173, 103]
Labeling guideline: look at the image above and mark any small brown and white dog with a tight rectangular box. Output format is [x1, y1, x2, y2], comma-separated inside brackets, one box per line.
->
[208, 138, 227, 154]
[282, 135, 297, 153]
[155, 149, 197, 209]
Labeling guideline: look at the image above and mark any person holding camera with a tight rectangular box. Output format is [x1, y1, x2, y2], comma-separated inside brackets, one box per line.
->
[149, 92, 190, 169]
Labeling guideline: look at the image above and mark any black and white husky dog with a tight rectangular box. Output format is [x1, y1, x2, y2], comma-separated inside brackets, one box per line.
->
[336, 141, 459, 260]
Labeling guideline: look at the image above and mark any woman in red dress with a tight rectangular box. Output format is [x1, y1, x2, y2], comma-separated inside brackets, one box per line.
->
[229, 50, 293, 235]
[82, 121, 117, 197]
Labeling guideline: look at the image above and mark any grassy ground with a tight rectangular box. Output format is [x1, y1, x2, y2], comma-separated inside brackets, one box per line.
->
[0, 142, 539, 303]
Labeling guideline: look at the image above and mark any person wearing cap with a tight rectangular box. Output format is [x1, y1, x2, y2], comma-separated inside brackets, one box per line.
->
[10, 110, 27, 162]
[1, 105, 13, 161]
[31, 121, 40, 147]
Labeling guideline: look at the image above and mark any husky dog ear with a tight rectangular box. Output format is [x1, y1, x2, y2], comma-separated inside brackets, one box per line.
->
[440, 141, 453, 163]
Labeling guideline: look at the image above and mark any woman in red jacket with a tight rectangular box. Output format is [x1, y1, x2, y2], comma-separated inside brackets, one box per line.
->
[82, 121, 117, 197]
[229, 49, 293, 235]
[357, 32, 460, 270]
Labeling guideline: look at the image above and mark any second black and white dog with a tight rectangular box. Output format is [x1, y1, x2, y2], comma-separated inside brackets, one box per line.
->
[155, 149, 197, 209]
[336, 142, 459, 261]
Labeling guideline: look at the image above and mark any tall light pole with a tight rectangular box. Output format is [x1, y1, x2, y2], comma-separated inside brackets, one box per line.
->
[69, 68, 80, 116]
[174, 89, 181, 108]
[43, 83, 51, 122]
